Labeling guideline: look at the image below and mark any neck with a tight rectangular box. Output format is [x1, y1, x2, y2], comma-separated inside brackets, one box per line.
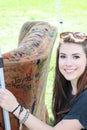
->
[71, 79, 78, 95]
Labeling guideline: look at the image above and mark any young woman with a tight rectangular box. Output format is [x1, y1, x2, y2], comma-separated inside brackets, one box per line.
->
[0, 32, 87, 130]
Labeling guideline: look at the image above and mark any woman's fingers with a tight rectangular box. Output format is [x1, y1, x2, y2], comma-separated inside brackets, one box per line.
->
[0, 89, 18, 112]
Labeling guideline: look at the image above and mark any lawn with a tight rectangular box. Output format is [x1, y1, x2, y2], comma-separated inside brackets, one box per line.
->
[0, 0, 87, 124]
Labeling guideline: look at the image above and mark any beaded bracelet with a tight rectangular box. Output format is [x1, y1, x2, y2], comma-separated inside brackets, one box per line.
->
[19, 109, 30, 130]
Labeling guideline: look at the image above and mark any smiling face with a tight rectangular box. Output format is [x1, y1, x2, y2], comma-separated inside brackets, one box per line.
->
[59, 43, 86, 84]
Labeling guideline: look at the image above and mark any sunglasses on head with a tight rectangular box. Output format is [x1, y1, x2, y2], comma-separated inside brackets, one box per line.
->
[60, 32, 87, 42]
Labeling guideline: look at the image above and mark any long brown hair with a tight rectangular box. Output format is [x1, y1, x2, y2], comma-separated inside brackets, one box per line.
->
[52, 32, 87, 124]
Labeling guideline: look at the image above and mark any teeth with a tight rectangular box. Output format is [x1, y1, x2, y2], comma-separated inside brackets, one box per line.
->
[65, 69, 74, 73]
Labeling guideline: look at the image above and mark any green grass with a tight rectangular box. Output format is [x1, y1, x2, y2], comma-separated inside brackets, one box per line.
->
[0, 0, 58, 52]
[0, 0, 87, 124]
[59, 0, 87, 32]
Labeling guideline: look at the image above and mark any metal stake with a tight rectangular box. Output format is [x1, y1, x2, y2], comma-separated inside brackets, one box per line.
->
[0, 48, 11, 130]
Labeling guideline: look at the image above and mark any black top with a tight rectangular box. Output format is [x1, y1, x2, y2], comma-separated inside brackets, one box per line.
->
[63, 89, 87, 130]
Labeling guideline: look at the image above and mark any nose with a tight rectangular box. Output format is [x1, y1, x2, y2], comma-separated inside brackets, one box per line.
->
[65, 58, 73, 67]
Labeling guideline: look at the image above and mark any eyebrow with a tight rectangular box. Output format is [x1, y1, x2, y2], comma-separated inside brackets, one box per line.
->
[72, 53, 81, 56]
[59, 53, 81, 55]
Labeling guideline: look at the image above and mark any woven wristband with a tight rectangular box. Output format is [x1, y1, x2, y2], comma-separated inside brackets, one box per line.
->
[19, 109, 30, 130]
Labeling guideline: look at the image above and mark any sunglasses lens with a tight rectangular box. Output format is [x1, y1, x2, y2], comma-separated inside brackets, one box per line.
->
[60, 32, 70, 38]
[60, 32, 86, 40]
[73, 32, 86, 39]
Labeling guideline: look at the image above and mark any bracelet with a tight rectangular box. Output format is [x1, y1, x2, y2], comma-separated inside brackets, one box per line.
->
[12, 103, 24, 116]
[19, 109, 30, 130]
[18, 103, 24, 116]
[12, 103, 21, 113]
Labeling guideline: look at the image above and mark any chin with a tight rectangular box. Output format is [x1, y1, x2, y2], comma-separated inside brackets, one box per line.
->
[64, 75, 76, 81]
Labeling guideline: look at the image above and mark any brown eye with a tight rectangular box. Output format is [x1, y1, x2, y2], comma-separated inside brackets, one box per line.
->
[59, 55, 66, 59]
[73, 56, 80, 59]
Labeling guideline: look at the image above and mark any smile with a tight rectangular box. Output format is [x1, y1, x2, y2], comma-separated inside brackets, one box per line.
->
[64, 69, 75, 74]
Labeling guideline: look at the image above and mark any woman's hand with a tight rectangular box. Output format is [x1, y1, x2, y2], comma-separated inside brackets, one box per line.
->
[0, 89, 18, 112]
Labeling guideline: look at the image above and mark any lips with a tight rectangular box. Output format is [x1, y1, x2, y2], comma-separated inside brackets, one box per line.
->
[64, 69, 75, 74]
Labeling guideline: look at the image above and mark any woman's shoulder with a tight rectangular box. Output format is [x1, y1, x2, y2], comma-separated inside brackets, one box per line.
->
[74, 89, 87, 105]
[77, 89, 87, 99]
[63, 89, 87, 129]
[81, 89, 87, 95]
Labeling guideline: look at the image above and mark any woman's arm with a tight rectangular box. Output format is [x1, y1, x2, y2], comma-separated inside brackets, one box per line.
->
[0, 89, 83, 130]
